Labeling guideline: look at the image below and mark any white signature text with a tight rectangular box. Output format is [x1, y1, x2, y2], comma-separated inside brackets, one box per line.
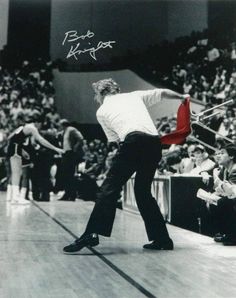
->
[62, 30, 116, 61]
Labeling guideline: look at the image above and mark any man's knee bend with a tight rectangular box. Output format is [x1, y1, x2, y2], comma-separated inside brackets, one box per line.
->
[97, 189, 120, 202]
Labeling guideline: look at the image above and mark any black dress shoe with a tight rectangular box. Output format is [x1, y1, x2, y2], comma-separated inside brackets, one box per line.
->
[213, 233, 225, 243]
[143, 239, 174, 250]
[63, 233, 99, 254]
[40, 193, 50, 201]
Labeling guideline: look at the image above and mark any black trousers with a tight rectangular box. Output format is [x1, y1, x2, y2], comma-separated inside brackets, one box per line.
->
[31, 151, 53, 201]
[84, 132, 170, 242]
[61, 151, 78, 199]
[210, 197, 236, 237]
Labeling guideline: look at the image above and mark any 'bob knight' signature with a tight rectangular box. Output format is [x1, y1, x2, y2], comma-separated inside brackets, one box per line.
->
[62, 30, 116, 61]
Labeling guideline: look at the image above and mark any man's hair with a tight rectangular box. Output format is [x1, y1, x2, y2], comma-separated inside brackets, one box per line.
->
[92, 78, 120, 96]
[225, 144, 236, 162]
[59, 119, 70, 128]
[31, 112, 44, 124]
[193, 144, 205, 153]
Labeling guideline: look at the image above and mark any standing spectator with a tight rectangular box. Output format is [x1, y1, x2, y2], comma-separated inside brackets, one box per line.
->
[230, 43, 236, 67]
[58, 119, 84, 201]
[207, 44, 220, 63]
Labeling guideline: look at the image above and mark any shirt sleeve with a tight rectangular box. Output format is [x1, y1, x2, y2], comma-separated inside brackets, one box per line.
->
[134, 89, 164, 107]
[97, 113, 119, 143]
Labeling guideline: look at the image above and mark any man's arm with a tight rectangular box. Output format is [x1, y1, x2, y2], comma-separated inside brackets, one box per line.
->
[214, 167, 236, 198]
[69, 129, 84, 152]
[139, 88, 189, 107]
[24, 124, 64, 154]
[161, 89, 189, 103]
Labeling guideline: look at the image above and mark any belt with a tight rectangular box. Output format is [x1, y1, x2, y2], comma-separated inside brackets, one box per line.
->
[125, 131, 159, 139]
[119, 131, 159, 146]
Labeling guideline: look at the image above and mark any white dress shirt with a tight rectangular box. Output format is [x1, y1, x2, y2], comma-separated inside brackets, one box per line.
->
[96, 89, 164, 143]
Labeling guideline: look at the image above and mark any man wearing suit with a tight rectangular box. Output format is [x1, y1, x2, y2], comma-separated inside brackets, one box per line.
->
[63, 78, 189, 253]
[209, 144, 236, 245]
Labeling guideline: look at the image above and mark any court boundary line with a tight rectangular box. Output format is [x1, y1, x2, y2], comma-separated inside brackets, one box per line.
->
[32, 201, 157, 298]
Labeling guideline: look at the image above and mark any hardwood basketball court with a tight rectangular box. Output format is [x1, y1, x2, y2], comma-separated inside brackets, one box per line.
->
[0, 192, 235, 298]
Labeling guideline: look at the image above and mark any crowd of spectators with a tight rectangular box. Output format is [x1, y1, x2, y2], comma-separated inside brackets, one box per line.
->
[0, 59, 58, 154]
[130, 29, 236, 107]
[165, 41, 236, 105]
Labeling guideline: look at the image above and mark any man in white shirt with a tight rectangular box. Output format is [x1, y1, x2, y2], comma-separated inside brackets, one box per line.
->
[63, 78, 188, 253]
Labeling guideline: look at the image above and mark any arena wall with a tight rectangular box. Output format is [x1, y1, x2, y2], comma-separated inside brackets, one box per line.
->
[50, 0, 208, 65]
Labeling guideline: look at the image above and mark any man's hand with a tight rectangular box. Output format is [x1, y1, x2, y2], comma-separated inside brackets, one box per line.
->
[201, 171, 210, 185]
[56, 148, 65, 155]
[222, 181, 234, 197]
[21, 149, 30, 160]
[182, 94, 190, 104]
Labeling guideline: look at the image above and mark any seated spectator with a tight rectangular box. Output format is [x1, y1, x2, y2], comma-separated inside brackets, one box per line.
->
[179, 143, 196, 174]
[229, 119, 236, 139]
[202, 145, 236, 245]
[207, 44, 220, 63]
[10, 101, 23, 120]
[157, 117, 171, 136]
[218, 117, 232, 138]
[42, 95, 55, 111]
[175, 64, 187, 84]
[83, 151, 98, 179]
[189, 145, 215, 175]
[230, 42, 236, 66]
[183, 79, 192, 94]
[225, 107, 235, 121]
[162, 150, 182, 174]
[45, 106, 60, 126]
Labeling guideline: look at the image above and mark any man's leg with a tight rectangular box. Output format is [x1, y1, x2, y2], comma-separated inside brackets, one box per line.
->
[60, 152, 77, 200]
[218, 199, 236, 245]
[10, 155, 22, 203]
[63, 149, 136, 253]
[84, 153, 136, 236]
[64, 155, 77, 200]
[134, 165, 171, 244]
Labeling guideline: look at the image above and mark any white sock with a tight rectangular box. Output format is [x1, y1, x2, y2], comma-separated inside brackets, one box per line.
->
[11, 185, 20, 202]
[6, 184, 12, 201]
[18, 187, 30, 204]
